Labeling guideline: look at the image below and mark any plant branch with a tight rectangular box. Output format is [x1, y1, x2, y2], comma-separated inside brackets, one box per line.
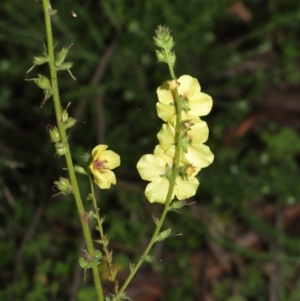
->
[41, 1, 104, 300]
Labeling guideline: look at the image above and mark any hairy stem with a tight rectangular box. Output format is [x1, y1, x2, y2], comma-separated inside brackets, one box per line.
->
[41, 1, 104, 300]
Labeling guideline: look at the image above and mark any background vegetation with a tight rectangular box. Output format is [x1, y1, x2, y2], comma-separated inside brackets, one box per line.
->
[1, 0, 300, 300]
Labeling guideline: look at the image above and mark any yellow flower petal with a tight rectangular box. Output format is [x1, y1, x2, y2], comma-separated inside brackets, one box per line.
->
[156, 75, 213, 122]
[136, 154, 166, 181]
[145, 178, 175, 204]
[183, 144, 214, 168]
[157, 123, 175, 150]
[156, 102, 175, 122]
[91, 145, 108, 157]
[136, 145, 173, 180]
[175, 176, 199, 200]
[94, 170, 116, 189]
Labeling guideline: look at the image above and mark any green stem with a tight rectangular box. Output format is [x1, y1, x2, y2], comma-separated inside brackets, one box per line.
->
[88, 173, 120, 295]
[115, 46, 182, 301]
[41, 1, 104, 300]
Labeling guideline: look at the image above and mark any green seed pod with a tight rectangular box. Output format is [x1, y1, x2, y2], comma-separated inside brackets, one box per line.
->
[153, 25, 174, 50]
[55, 47, 69, 67]
[54, 177, 72, 194]
[94, 250, 102, 260]
[170, 200, 186, 210]
[74, 165, 87, 175]
[33, 56, 49, 65]
[79, 257, 88, 269]
[64, 117, 76, 129]
[49, 126, 61, 143]
[143, 255, 154, 263]
[155, 228, 172, 242]
[169, 52, 176, 67]
[55, 142, 69, 156]
[155, 50, 167, 63]
[56, 62, 73, 71]
[35, 74, 51, 90]
[61, 109, 69, 123]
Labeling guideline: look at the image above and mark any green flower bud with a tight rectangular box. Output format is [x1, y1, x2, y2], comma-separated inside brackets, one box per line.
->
[54, 177, 72, 194]
[169, 52, 176, 67]
[88, 210, 96, 219]
[153, 25, 175, 50]
[35, 74, 51, 90]
[74, 165, 87, 175]
[155, 50, 167, 63]
[33, 56, 49, 65]
[142, 255, 154, 263]
[169, 200, 187, 211]
[155, 228, 172, 242]
[79, 257, 89, 269]
[55, 47, 69, 67]
[94, 250, 102, 260]
[55, 142, 69, 156]
[61, 109, 69, 123]
[49, 126, 61, 143]
[64, 117, 76, 129]
[56, 62, 73, 71]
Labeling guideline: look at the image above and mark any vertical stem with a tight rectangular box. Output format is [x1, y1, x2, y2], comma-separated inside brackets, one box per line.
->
[41, 1, 104, 300]
[116, 46, 182, 300]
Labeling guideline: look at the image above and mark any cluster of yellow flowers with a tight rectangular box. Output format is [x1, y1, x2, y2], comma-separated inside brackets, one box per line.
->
[88, 75, 213, 204]
[136, 75, 214, 204]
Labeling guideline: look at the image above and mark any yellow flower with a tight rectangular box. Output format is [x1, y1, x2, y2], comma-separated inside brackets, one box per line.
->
[89, 145, 120, 189]
[136, 145, 199, 204]
[156, 75, 212, 122]
[157, 118, 214, 169]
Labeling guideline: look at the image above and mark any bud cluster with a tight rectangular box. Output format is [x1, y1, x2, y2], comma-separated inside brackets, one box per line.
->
[25, 44, 75, 107]
[48, 104, 77, 157]
[153, 25, 176, 68]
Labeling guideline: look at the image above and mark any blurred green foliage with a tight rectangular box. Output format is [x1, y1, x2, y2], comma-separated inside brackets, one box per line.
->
[1, 0, 300, 300]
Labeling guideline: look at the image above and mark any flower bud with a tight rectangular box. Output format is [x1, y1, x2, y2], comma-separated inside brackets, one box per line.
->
[153, 25, 175, 50]
[169, 200, 187, 211]
[55, 142, 69, 156]
[169, 52, 176, 67]
[155, 228, 172, 242]
[49, 126, 61, 143]
[33, 56, 49, 65]
[94, 250, 102, 260]
[64, 117, 76, 129]
[54, 177, 72, 194]
[61, 109, 69, 123]
[155, 50, 167, 63]
[74, 165, 87, 175]
[79, 257, 89, 269]
[55, 47, 69, 67]
[56, 62, 73, 71]
[142, 255, 154, 263]
[35, 74, 51, 90]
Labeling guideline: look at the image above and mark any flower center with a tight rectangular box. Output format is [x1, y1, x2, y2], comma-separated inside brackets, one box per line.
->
[93, 159, 108, 173]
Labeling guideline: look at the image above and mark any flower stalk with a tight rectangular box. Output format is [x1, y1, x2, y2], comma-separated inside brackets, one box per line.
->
[41, 1, 104, 300]
[115, 26, 184, 300]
